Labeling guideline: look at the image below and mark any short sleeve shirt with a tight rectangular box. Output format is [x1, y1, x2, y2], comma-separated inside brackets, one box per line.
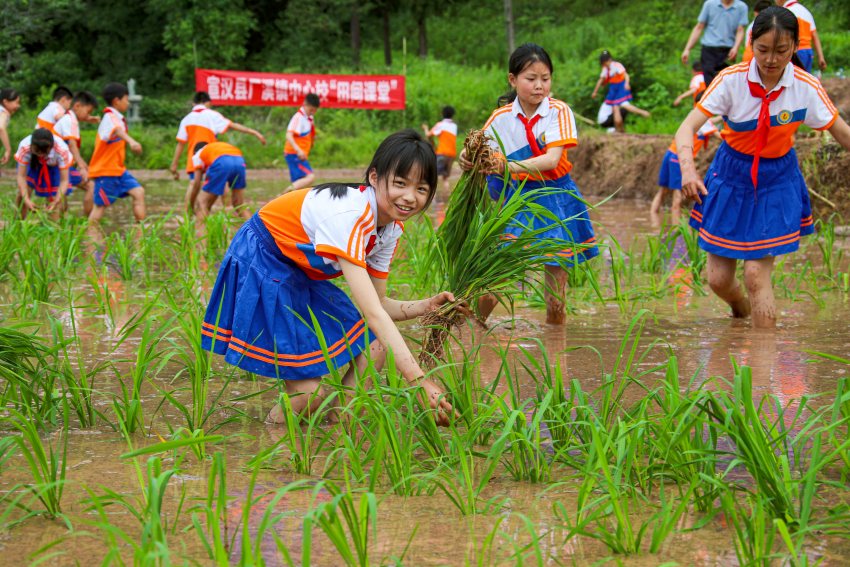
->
[54, 111, 80, 143]
[258, 185, 404, 280]
[697, 0, 749, 48]
[176, 106, 232, 172]
[15, 134, 72, 168]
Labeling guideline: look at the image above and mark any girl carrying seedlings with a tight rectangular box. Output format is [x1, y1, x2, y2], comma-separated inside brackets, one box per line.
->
[591, 50, 651, 133]
[460, 43, 599, 324]
[201, 129, 456, 426]
[677, 6, 850, 328]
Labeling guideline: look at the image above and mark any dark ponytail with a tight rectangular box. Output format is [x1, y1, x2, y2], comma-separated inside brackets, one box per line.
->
[498, 43, 554, 108]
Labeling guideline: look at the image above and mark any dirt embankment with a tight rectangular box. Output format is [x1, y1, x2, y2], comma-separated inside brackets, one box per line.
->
[570, 78, 850, 221]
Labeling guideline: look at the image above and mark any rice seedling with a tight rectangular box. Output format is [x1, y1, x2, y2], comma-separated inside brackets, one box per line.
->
[106, 229, 137, 281]
[1, 405, 69, 521]
[814, 217, 841, 281]
[0, 324, 60, 424]
[720, 490, 781, 567]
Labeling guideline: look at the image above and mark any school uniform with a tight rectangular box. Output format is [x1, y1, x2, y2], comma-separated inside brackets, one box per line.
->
[15, 134, 73, 200]
[54, 111, 85, 189]
[428, 118, 458, 177]
[658, 121, 718, 190]
[284, 107, 315, 182]
[482, 97, 598, 266]
[689, 60, 838, 259]
[88, 107, 141, 206]
[201, 185, 402, 379]
[600, 62, 633, 106]
[690, 72, 707, 103]
[176, 105, 232, 179]
[191, 142, 246, 196]
[783, 1, 818, 72]
[35, 101, 66, 134]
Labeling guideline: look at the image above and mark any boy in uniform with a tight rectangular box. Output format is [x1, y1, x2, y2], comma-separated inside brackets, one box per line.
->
[15, 128, 73, 220]
[422, 105, 458, 194]
[168, 91, 266, 213]
[283, 93, 320, 193]
[35, 86, 73, 134]
[54, 91, 98, 216]
[87, 83, 146, 229]
[189, 141, 249, 238]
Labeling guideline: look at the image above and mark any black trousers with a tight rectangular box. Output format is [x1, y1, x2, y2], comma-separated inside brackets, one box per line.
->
[700, 45, 732, 87]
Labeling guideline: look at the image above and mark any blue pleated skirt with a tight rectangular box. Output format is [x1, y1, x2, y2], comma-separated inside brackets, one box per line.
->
[605, 82, 633, 106]
[488, 173, 599, 267]
[689, 143, 814, 260]
[201, 215, 368, 379]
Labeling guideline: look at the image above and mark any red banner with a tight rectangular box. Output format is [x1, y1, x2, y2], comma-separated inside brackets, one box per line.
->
[195, 69, 405, 110]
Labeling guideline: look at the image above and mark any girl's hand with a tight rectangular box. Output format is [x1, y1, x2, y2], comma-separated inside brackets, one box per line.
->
[458, 148, 472, 171]
[418, 379, 457, 427]
[681, 172, 707, 204]
[428, 291, 455, 311]
[1, 150, 8, 165]
[129, 140, 142, 155]
[591, 91, 598, 99]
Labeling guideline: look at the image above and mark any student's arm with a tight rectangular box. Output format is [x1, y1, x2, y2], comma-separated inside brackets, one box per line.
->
[0, 116, 10, 165]
[372, 277, 455, 322]
[828, 116, 850, 151]
[676, 108, 711, 203]
[229, 122, 266, 145]
[285, 131, 306, 160]
[728, 26, 745, 61]
[340, 258, 455, 424]
[510, 145, 565, 176]
[590, 77, 604, 98]
[421, 123, 431, 137]
[812, 30, 827, 71]
[115, 128, 142, 155]
[16, 165, 35, 211]
[47, 168, 70, 212]
[624, 71, 631, 92]
[673, 87, 697, 106]
[169, 141, 185, 180]
[68, 139, 88, 180]
[682, 22, 706, 64]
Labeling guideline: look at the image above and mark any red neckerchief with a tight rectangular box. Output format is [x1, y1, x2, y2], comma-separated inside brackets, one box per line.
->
[517, 113, 543, 156]
[784, 1, 798, 8]
[746, 80, 785, 191]
[37, 155, 53, 198]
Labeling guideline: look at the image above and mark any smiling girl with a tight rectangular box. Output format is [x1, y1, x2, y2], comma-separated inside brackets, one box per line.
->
[201, 129, 456, 425]
[676, 6, 850, 328]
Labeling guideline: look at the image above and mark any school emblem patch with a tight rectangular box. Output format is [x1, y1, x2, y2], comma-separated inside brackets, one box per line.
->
[776, 110, 793, 125]
[540, 133, 546, 144]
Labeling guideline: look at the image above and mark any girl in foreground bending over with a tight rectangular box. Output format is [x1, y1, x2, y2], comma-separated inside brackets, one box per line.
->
[201, 129, 456, 425]
[677, 6, 850, 328]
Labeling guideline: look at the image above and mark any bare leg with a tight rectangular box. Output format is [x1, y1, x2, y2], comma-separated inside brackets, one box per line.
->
[477, 294, 499, 321]
[744, 257, 776, 328]
[82, 181, 94, 217]
[670, 190, 683, 227]
[183, 179, 194, 214]
[87, 205, 107, 245]
[613, 105, 625, 133]
[230, 189, 251, 220]
[285, 172, 315, 194]
[194, 190, 218, 240]
[622, 102, 651, 118]
[706, 253, 751, 318]
[127, 186, 146, 222]
[544, 264, 568, 324]
[650, 188, 666, 228]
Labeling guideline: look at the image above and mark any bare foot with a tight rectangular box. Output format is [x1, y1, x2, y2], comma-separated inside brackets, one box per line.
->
[266, 403, 285, 424]
[730, 297, 751, 318]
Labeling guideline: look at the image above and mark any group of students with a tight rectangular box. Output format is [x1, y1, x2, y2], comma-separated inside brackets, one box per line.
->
[2, 4, 847, 427]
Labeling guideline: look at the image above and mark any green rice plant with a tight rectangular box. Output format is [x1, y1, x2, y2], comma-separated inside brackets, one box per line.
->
[389, 215, 443, 299]
[106, 229, 137, 281]
[0, 325, 60, 424]
[1, 406, 69, 520]
[487, 393, 553, 483]
[191, 452, 232, 564]
[204, 212, 238, 263]
[814, 217, 841, 281]
[720, 490, 780, 567]
[829, 376, 850, 479]
[84, 265, 116, 330]
[504, 513, 549, 566]
[677, 216, 706, 286]
[775, 518, 824, 567]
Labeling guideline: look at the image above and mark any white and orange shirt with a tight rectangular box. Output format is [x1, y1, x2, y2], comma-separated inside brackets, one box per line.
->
[258, 185, 404, 280]
[483, 96, 578, 182]
[176, 105, 231, 173]
[690, 72, 707, 101]
[284, 107, 316, 157]
[600, 62, 627, 84]
[88, 107, 128, 178]
[191, 142, 243, 172]
[428, 118, 458, 157]
[35, 101, 67, 134]
[15, 134, 72, 169]
[54, 110, 81, 145]
[0, 107, 10, 129]
[697, 60, 837, 158]
[783, 1, 816, 51]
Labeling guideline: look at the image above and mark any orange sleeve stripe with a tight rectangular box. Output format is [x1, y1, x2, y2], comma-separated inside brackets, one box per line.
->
[794, 71, 838, 113]
[483, 105, 513, 130]
[815, 113, 838, 131]
[695, 103, 714, 117]
[350, 211, 375, 259]
[366, 266, 389, 279]
[346, 206, 373, 257]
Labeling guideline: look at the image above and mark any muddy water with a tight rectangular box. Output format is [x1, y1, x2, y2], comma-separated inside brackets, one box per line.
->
[2, 174, 850, 565]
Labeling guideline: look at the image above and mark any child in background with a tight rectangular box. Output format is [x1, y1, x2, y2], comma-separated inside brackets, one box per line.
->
[776, 0, 826, 73]
[87, 83, 146, 228]
[54, 91, 98, 216]
[591, 51, 651, 133]
[189, 141, 249, 236]
[676, 6, 850, 328]
[14, 128, 73, 220]
[743, 1, 773, 64]
[421, 105, 458, 194]
[462, 43, 599, 324]
[0, 88, 22, 166]
[673, 63, 706, 107]
[168, 91, 266, 213]
[35, 86, 73, 134]
[651, 111, 721, 228]
[201, 129, 456, 426]
[283, 93, 320, 193]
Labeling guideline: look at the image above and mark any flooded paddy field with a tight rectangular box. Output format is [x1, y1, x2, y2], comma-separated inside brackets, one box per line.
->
[0, 173, 849, 565]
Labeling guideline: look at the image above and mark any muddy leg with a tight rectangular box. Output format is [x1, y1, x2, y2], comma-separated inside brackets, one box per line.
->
[544, 264, 568, 324]
[622, 102, 651, 118]
[706, 253, 751, 318]
[744, 257, 776, 328]
[477, 294, 499, 321]
[650, 188, 665, 228]
[670, 190, 683, 227]
[267, 378, 327, 424]
[230, 189, 251, 220]
[613, 105, 625, 133]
